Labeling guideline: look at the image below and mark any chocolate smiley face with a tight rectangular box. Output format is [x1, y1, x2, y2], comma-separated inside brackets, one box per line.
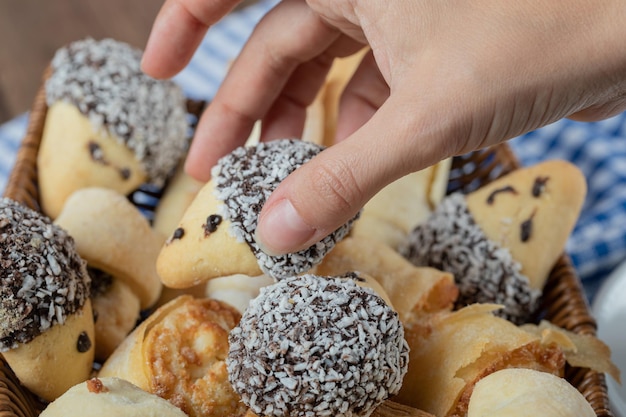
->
[465, 159, 586, 290]
[402, 160, 586, 324]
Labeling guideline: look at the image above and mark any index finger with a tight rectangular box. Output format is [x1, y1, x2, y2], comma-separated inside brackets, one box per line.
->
[142, 0, 242, 79]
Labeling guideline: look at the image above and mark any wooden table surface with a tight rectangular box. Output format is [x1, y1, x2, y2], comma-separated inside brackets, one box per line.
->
[0, 0, 164, 124]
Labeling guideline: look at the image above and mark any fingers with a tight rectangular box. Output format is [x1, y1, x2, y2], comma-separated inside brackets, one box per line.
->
[260, 37, 364, 142]
[142, 0, 242, 79]
[568, 96, 626, 122]
[334, 50, 389, 142]
[258, 52, 335, 143]
[185, 0, 343, 180]
[255, 94, 450, 255]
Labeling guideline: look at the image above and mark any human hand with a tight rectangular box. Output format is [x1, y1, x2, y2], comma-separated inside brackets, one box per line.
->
[143, 0, 626, 255]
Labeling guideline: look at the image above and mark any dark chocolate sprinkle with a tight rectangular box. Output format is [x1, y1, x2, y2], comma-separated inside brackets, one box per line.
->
[401, 193, 540, 324]
[0, 197, 91, 351]
[212, 139, 361, 280]
[227, 274, 408, 417]
[45, 38, 189, 186]
[203, 214, 222, 236]
[532, 176, 550, 197]
[76, 331, 92, 353]
[520, 210, 537, 243]
[486, 185, 518, 205]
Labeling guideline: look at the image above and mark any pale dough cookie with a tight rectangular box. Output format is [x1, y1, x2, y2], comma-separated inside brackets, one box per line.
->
[99, 295, 246, 417]
[402, 160, 586, 323]
[204, 273, 276, 314]
[0, 197, 94, 401]
[396, 304, 565, 417]
[39, 38, 188, 219]
[152, 162, 204, 241]
[40, 377, 188, 417]
[157, 139, 360, 287]
[55, 187, 163, 360]
[467, 368, 595, 417]
[465, 159, 586, 290]
[351, 158, 452, 250]
[316, 236, 458, 324]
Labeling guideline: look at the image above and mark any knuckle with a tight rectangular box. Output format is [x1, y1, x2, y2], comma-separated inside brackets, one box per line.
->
[307, 159, 364, 218]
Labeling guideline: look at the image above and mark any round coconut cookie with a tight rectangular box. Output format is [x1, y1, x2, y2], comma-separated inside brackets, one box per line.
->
[401, 193, 541, 324]
[227, 273, 409, 417]
[45, 37, 188, 186]
[211, 139, 360, 280]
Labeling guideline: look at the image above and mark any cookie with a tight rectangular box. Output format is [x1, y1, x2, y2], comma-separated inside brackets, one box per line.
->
[227, 273, 409, 417]
[99, 295, 245, 417]
[467, 368, 595, 417]
[55, 187, 163, 360]
[38, 38, 188, 219]
[396, 304, 565, 417]
[157, 139, 360, 287]
[0, 197, 94, 401]
[402, 160, 586, 323]
[316, 236, 458, 324]
[40, 377, 188, 417]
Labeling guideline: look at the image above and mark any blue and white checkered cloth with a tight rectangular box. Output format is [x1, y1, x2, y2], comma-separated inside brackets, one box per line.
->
[1, 0, 624, 300]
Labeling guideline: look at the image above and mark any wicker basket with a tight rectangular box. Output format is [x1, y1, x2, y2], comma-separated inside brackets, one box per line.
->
[0, 74, 614, 416]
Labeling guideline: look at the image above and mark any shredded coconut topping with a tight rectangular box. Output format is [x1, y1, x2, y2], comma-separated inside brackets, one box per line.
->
[227, 274, 409, 417]
[45, 37, 189, 185]
[0, 198, 91, 351]
[212, 139, 360, 280]
[400, 193, 541, 324]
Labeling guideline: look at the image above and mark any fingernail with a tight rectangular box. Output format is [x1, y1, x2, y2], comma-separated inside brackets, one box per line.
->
[255, 199, 315, 256]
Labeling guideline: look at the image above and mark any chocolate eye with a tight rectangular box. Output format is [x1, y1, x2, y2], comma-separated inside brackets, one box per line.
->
[119, 167, 131, 180]
[77, 331, 92, 353]
[203, 214, 222, 236]
[486, 185, 518, 205]
[88, 140, 106, 163]
[173, 227, 185, 240]
[166, 227, 185, 245]
[532, 176, 550, 197]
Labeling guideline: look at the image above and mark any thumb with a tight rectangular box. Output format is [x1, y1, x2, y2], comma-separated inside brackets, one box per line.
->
[255, 96, 447, 255]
